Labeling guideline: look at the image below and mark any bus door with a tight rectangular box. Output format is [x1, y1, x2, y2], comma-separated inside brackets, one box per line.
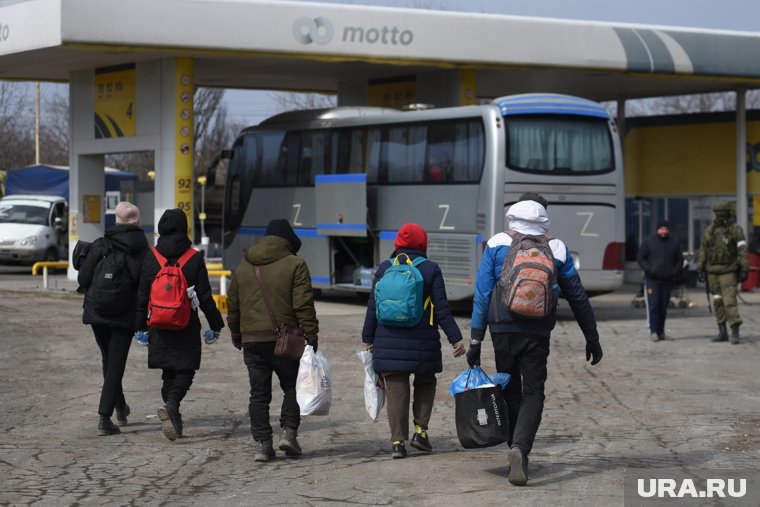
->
[314, 173, 372, 289]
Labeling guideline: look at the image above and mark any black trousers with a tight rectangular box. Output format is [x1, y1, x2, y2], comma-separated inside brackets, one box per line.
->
[243, 341, 300, 442]
[492, 332, 550, 455]
[161, 369, 196, 409]
[644, 278, 672, 335]
[92, 324, 132, 417]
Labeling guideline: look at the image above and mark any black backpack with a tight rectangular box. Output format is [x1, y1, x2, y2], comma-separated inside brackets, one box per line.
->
[90, 239, 132, 316]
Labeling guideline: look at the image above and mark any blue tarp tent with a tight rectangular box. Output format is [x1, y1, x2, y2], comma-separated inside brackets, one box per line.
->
[5, 164, 138, 200]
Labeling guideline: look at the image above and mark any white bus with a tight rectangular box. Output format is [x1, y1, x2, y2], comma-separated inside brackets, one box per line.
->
[216, 93, 624, 300]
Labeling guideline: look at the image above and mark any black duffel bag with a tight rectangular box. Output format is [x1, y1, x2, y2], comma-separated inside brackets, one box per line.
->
[455, 375, 510, 449]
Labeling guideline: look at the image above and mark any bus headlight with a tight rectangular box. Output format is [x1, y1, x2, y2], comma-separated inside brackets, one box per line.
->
[18, 235, 38, 246]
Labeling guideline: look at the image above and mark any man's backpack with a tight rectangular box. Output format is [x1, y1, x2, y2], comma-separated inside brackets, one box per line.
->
[375, 253, 432, 327]
[147, 247, 197, 330]
[90, 239, 132, 316]
[498, 232, 556, 319]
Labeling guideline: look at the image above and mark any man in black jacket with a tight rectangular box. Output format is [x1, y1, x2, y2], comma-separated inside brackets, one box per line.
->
[77, 202, 149, 436]
[637, 220, 683, 342]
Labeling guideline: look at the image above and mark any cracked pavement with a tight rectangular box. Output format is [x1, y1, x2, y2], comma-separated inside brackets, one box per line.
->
[1, 273, 759, 506]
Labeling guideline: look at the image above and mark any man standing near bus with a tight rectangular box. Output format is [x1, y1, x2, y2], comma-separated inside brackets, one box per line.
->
[695, 201, 749, 344]
[466, 196, 603, 486]
[637, 220, 683, 341]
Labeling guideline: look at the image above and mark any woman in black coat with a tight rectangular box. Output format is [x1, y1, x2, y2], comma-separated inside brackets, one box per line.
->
[361, 223, 465, 459]
[77, 202, 149, 436]
[135, 208, 224, 441]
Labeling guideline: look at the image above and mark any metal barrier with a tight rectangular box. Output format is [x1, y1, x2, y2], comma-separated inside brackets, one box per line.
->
[208, 269, 232, 313]
[31, 261, 70, 289]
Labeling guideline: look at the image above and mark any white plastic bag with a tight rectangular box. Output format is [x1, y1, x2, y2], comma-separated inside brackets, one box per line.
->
[296, 345, 332, 416]
[357, 350, 385, 421]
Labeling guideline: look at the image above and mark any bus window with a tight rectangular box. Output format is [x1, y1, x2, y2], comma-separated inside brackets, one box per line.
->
[339, 128, 382, 181]
[381, 124, 426, 183]
[427, 119, 485, 183]
[257, 132, 286, 185]
[506, 116, 613, 174]
[278, 132, 301, 186]
[300, 130, 334, 181]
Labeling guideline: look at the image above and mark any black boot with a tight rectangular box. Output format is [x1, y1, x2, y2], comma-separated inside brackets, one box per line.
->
[157, 403, 180, 441]
[97, 415, 120, 436]
[711, 323, 728, 342]
[730, 324, 741, 344]
[115, 403, 130, 427]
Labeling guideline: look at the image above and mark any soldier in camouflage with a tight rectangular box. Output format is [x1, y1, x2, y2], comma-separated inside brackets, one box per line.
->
[695, 201, 750, 344]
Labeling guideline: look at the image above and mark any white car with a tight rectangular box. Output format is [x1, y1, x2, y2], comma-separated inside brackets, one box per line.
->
[0, 195, 68, 264]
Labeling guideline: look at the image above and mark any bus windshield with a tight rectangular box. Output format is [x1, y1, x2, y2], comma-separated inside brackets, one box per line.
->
[506, 116, 614, 174]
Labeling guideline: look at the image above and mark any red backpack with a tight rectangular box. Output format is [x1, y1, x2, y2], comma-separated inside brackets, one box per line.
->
[147, 247, 197, 330]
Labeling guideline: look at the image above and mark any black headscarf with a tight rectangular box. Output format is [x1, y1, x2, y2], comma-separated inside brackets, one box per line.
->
[156, 208, 192, 259]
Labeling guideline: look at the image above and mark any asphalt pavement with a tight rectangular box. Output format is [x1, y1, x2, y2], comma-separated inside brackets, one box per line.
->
[1, 268, 759, 506]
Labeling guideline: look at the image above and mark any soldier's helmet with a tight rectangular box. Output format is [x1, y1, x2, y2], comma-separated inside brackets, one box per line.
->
[712, 200, 732, 213]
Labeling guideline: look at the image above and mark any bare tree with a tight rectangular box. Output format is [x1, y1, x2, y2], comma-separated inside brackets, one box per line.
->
[269, 91, 337, 114]
[0, 81, 35, 170]
[40, 90, 70, 166]
[616, 90, 760, 118]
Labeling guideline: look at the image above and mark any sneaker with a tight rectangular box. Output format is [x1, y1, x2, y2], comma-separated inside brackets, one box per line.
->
[115, 403, 130, 427]
[657, 333, 669, 341]
[254, 438, 276, 462]
[391, 441, 407, 459]
[278, 428, 302, 457]
[97, 415, 121, 436]
[649, 333, 661, 342]
[410, 431, 433, 453]
[157, 405, 179, 442]
[507, 447, 529, 486]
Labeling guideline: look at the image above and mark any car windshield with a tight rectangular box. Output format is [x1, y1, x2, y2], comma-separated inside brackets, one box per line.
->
[0, 202, 50, 225]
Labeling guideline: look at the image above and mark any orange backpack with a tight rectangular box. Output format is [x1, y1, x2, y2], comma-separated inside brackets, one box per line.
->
[498, 232, 556, 319]
[147, 247, 197, 330]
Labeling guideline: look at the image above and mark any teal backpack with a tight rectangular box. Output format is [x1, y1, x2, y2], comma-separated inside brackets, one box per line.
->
[375, 253, 433, 327]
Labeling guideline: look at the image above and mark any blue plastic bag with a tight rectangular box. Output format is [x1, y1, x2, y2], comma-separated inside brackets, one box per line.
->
[449, 367, 511, 397]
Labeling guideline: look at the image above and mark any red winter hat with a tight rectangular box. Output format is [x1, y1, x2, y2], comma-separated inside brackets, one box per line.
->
[394, 223, 428, 253]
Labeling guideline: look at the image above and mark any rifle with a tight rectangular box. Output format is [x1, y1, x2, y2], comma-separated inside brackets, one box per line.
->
[704, 274, 712, 314]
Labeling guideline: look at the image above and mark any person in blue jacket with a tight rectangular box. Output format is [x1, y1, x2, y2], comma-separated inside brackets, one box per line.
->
[362, 223, 465, 459]
[467, 197, 603, 486]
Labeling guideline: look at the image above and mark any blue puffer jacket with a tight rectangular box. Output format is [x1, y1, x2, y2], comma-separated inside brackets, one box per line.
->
[362, 248, 464, 374]
[471, 201, 599, 343]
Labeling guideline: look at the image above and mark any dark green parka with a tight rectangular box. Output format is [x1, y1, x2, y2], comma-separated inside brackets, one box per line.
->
[227, 235, 319, 343]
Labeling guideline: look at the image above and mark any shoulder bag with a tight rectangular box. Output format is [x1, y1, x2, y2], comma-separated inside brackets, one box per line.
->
[254, 265, 306, 360]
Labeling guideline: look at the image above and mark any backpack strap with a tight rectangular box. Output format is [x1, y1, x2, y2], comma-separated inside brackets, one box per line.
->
[152, 247, 196, 267]
[152, 247, 167, 267]
[392, 253, 427, 267]
[176, 247, 197, 268]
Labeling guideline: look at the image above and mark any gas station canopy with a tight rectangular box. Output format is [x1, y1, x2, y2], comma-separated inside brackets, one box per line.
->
[2, 0, 760, 100]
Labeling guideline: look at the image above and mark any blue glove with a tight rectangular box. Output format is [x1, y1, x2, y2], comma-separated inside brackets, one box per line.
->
[204, 329, 220, 345]
[133, 330, 149, 346]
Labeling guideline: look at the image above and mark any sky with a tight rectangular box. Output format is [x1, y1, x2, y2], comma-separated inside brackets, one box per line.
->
[224, 0, 760, 126]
